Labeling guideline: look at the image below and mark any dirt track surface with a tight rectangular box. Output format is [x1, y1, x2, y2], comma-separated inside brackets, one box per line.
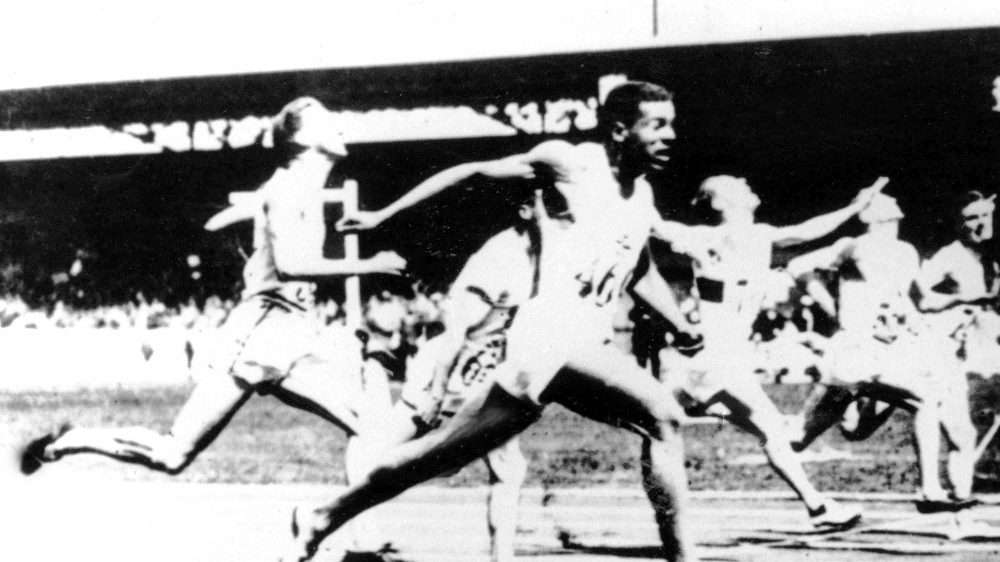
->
[4, 474, 1000, 562]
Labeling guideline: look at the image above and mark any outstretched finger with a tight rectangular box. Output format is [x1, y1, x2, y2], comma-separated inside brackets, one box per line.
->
[869, 176, 890, 193]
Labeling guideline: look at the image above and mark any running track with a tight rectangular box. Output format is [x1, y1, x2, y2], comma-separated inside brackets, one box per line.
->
[4, 470, 1000, 562]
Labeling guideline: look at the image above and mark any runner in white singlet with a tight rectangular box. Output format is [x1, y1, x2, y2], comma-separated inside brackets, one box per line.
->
[651, 174, 882, 528]
[917, 191, 1000, 496]
[787, 193, 978, 512]
[20, 98, 405, 494]
[283, 81, 695, 562]
[379, 198, 542, 562]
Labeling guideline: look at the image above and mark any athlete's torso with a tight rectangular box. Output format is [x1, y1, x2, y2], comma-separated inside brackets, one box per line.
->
[241, 181, 315, 307]
[534, 142, 657, 312]
[686, 223, 775, 283]
[838, 235, 921, 336]
[682, 223, 776, 342]
[453, 227, 537, 340]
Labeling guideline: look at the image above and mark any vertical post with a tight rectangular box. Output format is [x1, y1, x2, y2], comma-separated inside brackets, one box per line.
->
[342, 179, 363, 330]
[652, 0, 658, 37]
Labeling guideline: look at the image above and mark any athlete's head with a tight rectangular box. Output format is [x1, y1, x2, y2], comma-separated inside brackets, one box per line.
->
[272, 96, 348, 159]
[695, 175, 760, 222]
[956, 190, 995, 244]
[859, 193, 903, 237]
[992, 76, 1000, 113]
[599, 81, 676, 172]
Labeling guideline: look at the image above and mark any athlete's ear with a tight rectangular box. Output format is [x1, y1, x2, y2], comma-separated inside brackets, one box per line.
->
[610, 121, 629, 143]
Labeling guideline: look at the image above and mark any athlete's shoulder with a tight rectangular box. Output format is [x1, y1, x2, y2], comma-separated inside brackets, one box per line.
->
[523, 139, 581, 163]
[477, 227, 530, 256]
[927, 240, 966, 263]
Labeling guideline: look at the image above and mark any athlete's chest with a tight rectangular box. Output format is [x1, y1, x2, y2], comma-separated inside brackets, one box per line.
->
[850, 239, 917, 286]
[695, 226, 772, 276]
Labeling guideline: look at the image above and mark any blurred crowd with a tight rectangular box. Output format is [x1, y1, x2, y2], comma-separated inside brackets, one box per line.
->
[0, 279, 840, 385]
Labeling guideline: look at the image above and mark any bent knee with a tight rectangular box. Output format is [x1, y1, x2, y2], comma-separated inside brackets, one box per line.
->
[155, 439, 197, 474]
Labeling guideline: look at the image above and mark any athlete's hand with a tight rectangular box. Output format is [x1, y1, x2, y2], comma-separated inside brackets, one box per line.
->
[367, 251, 408, 276]
[668, 326, 704, 357]
[852, 176, 889, 210]
[410, 385, 445, 432]
[337, 210, 386, 232]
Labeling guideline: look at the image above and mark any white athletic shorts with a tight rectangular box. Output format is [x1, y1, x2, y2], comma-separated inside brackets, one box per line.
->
[495, 296, 617, 404]
[200, 292, 363, 388]
[820, 330, 955, 403]
[658, 338, 760, 410]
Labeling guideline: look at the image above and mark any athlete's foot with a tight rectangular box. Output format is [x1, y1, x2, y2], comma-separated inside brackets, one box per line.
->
[809, 500, 862, 531]
[915, 496, 981, 514]
[341, 549, 400, 562]
[278, 506, 332, 562]
[19, 423, 71, 475]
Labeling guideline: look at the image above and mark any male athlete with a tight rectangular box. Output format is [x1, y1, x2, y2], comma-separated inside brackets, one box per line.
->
[917, 190, 1000, 492]
[282, 81, 694, 562]
[20, 98, 405, 492]
[918, 191, 999, 368]
[373, 194, 547, 562]
[653, 174, 880, 528]
[786, 193, 978, 511]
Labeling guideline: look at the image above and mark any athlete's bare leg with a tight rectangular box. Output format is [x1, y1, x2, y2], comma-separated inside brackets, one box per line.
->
[791, 383, 855, 452]
[543, 348, 690, 560]
[708, 380, 830, 512]
[484, 437, 527, 562]
[27, 358, 368, 476]
[912, 404, 950, 501]
[285, 347, 691, 562]
[939, 384, 976, 500]
[29, 373, 253, 474]
[285, 383, 542, 562]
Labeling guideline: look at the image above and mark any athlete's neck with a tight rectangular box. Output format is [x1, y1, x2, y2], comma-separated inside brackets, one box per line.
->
[605, 143, 645, 197]
[720, 209, 756, 228]
[866, 222, 899, 240]
[282, 149, 336, 189]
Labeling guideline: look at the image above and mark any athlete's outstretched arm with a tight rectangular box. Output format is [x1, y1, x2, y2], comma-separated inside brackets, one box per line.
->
[785, 238, 855, 279]
[337, 141, 573, 232]
[772, 177, 888, 247]
[785, 238, 855, 318]
[915, 251, 999, 312]
[266, 190, 407, 277]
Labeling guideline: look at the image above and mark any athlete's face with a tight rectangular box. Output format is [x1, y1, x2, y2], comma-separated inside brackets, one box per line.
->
[961, 203, 994, 244]
[622, 100, 676, 172]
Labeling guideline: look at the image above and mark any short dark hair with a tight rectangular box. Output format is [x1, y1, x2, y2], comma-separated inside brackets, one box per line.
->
[956, 190, 991, 215]
[597, 81, 673, 135]
[271, 96, 322, 148]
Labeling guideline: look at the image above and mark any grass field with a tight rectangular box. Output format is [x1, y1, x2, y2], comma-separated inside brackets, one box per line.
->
[2, 382, 948, 494]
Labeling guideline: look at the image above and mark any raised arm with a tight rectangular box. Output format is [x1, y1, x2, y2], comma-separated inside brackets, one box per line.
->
[337, 140, 572, 232]
[785, 237, 856, 279]
[786, 238, 856, 317]
[265, 189, 406, 277]
[772, 177, 888, 248]
[915, 248, 999, 313]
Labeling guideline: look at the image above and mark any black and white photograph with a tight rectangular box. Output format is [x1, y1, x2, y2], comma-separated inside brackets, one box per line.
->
[3, 1, 1000, 560]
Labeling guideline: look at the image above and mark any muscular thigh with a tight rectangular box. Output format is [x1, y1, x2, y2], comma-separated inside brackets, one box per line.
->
[497, 299, 615, 403]
[546, 342, 680, 439]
